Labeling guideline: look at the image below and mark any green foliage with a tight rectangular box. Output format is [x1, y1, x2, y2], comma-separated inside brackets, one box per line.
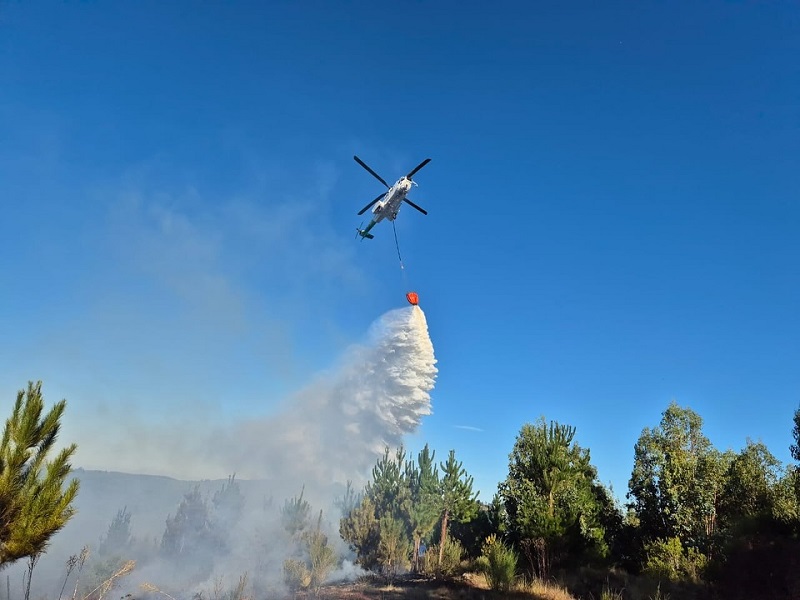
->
[499, 417, 617, 578]
[474, 534, 517, 592]
[791, 407, 800, 463]
[628, 402, 724, 553]
[772, 467, 800, 528]
[448, 502, 498, 559]
[420, 536, 465, 578]
[719, 440, 782, 530]
[0, 381, 80, 567]
[339, 495, 381, 571]
[366, 447, 409, 519]
[307, 522, 338, 591]
[436, 449, 479, 566]
[404, 445, 440, 571]
[642, 536, 707, 583]
[378, 514, 411, 578]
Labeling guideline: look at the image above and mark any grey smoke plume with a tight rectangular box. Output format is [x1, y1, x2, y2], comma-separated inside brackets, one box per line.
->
[13, 305, 438, 598]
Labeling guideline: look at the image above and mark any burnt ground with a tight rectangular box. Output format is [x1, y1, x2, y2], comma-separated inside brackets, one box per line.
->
[303, 574, 541, 600]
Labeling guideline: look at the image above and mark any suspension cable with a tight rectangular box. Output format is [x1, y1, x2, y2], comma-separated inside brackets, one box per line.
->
[392, 220, 404, 270]
[392, 219, 411, 292]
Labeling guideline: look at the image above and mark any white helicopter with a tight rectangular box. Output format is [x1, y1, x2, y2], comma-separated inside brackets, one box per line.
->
[354, 155, 431, 239]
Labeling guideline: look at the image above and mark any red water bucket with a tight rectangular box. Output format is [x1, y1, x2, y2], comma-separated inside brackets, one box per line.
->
[406, 292, 419, 305]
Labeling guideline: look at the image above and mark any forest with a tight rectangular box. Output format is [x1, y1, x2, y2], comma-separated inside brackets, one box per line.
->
[3, 382, 800, 600]
[338, 402, 800, 599]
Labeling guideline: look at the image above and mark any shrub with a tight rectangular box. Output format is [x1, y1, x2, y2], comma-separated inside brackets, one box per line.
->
[642, 537, 707, 583]
[420, 537, 465, 578]
[474, 534, 517, 592]
[283, 559, 311, 591]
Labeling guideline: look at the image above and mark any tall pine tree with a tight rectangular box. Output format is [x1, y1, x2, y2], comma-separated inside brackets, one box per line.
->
[404, 445, 440, 572]
[437, 450, 478, 565]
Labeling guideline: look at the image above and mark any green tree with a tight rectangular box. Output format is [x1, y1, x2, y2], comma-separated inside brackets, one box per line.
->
[0, 381, 79, 568]
[436, 449, 479, 566]
[719, 440, 781, 530]
[475, 534, 517, 592]
[499, 418, 615, 578]
[339, 495, 380, 570]
[365, 447, 415, 574]
[404, 445, 440, 572]
[791, 408, 800, 506]
[378, 514, 412, 578]
[628, 402, 724, 555]
[365, 447, 408, 520]
[306, 512, 338, 593]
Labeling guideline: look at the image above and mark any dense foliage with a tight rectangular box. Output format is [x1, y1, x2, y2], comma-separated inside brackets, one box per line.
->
[340, 402, 800, 599]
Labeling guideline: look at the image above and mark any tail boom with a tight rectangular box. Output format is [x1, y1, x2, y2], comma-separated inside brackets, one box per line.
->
[357, 220, 377, 239]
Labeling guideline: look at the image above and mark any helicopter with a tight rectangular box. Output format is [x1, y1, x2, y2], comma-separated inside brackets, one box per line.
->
[353, 155, 431, 239]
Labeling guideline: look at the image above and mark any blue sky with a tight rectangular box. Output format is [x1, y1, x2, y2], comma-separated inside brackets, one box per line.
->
[1, 1, 799, 501]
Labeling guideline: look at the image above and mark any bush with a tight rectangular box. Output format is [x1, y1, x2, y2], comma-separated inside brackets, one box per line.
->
[283, 559, 311, 591]
[420, 537, 465, 578]
[642, 537, 707, 583]
[474, 535, 517, 592]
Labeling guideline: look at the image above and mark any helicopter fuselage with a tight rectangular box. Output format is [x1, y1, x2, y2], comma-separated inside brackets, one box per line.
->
[371, 177, 413, 223]
[354, 155, 430, 240]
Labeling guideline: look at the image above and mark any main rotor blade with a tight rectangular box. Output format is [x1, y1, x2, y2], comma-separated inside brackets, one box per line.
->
[357, 192, 385, 216]
[354, 155, 390, 188]
[403, 198, 428, 215]
[406, 158, 431, 179]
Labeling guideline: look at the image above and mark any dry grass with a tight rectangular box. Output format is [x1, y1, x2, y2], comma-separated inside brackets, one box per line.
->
[315, 573, 577, 600]
[516, 578, 577, 600]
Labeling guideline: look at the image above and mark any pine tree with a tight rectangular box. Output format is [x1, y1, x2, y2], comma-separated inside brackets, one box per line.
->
[339, 495, 380, 570]
[499, 417, 614, 578]
[437, 450, 478, 566]
[160, 486, 218, 579]
[98, 507, 132, 557]
[404, 445, 440, 572]
[0, 381, 79, 567]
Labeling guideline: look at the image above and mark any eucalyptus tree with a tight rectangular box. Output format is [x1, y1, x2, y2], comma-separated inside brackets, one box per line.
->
[628, 402, 725, 555]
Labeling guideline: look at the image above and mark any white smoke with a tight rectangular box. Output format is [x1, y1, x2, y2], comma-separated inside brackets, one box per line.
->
[226, 305, 437, 491]
[14, 305, 438, 599]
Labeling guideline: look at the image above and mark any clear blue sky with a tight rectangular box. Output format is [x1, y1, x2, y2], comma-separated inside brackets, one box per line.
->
[1, 1, 798, 501]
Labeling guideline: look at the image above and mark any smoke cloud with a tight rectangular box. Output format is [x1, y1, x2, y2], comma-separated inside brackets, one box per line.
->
[226, 305, 437, 490]
[14, 305, 438, 598]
